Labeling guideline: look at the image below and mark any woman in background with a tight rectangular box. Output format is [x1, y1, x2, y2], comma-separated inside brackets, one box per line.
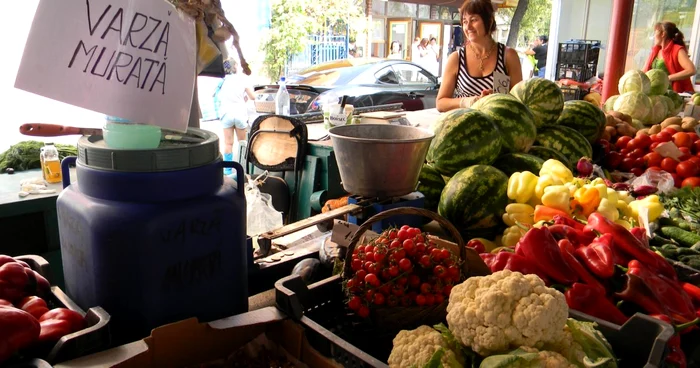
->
[388, 41, 403, 59]
[644, 22, 696, 93]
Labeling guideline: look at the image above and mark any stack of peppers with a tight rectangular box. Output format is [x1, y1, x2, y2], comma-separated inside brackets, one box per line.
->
[479, 213, 699, 368]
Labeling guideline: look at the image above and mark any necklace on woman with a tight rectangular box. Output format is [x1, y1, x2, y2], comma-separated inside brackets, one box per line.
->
[468, 41, 496, 71]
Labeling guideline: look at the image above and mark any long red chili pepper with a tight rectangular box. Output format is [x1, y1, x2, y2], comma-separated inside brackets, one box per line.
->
[548, 224, 596, 247]
[552, 214, 585, 230]
[565, 283, 629, 326]
[516, 227, 578, 284]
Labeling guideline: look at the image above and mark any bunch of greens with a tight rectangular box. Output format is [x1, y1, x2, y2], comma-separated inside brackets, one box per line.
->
[0, 141, 77, 172]
[661, 187, 700, 232]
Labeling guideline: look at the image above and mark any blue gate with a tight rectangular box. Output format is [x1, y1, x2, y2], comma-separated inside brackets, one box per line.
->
[287, 34, 349, 76]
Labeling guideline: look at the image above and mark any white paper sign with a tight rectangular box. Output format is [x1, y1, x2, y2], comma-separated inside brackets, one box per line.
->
[493, 71, 511, 94]
[15, 0, 197, 132]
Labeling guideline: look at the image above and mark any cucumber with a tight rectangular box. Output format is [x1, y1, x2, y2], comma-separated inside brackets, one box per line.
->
[660, 226, 700, 248]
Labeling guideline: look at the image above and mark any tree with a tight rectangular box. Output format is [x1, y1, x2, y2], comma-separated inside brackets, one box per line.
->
[501, 0, 552, 49]
[261, 0, 365, 80]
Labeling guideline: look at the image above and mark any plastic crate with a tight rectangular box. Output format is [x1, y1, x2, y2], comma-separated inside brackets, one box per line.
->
[558, 40, 601, 65]
[276, 274, 674, 368]
[556, 63, 597, 83]
[7, 255, 111, 365]
[560, 85, 589, 101]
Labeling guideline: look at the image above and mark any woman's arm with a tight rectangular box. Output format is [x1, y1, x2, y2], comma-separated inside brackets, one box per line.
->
[670, 48, 697, 82]
[436, 52, 473, 112]
[245, 87, 255, 100]
[505, 47, 523, 89]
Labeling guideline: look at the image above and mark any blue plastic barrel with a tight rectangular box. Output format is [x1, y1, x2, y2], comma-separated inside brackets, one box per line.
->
[56, 129, 247, 343]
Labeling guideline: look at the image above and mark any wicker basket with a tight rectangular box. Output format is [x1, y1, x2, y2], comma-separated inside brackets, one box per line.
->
[341, 207, 466, 331]
[254, 100, 276, 113]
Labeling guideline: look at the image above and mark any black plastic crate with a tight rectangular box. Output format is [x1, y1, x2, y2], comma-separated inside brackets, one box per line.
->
[4, 255, 111, 365]
[560, 85, 589, 101]
[276, 274, 674, 368]
[558, 40, 601, 65]
[556, 63, 597, 82]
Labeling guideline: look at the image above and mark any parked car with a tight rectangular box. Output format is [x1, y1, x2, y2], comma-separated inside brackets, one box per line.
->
[253, 58, 440, 115]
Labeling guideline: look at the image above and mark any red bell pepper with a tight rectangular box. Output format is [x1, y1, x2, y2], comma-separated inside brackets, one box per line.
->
[0, 306, 41, 363]
[516, 227, 578, 284]
[565, 283, 629, 326]
[617, 261, 696, 324]
[489, 251, 512, 273]
[0, 261, 29, 302]
[585, 213, 677, 280]
[574, 236, 615, 279]
[38, 308, 85, 342]
[666, 335, 687, 368]
[0, 299, 12, 307]
[558, 239, 605, 291]
[682, 282, 700, 303]
[17, 296, 49, 320]
[548, 224, 596, 247]
[553, 214, 585, 230]
[467, 239, 486, 253]
[630, 227, 650, 249]
[504, 253, 551, 285]
[479, 253, 496, 269]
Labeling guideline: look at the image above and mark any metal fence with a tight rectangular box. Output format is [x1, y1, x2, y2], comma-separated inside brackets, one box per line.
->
[286, 34, 349, 76]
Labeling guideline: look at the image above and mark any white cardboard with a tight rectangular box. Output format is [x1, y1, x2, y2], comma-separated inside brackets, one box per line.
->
[493, 70, 511, 94]
[15, 0, 197, 132]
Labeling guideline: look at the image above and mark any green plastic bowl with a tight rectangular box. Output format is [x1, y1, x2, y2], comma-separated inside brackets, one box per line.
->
[103, 122, 162, 149]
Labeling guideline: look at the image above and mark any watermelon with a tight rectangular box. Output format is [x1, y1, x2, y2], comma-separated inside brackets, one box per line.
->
[426, 109, 502, 176]
[556, 100, 606, 143]
[417, 164, 446, 212]
[527, 146, 572, 169]
[472, 94, 537, 153]
[510, 77, 565, 127]
[438, 165, 509, 233]
[535, 126, 593, 166]
[492, 153, 545, 176]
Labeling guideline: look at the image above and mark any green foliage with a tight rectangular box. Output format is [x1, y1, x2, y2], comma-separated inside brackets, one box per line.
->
[500, 0, 552, 48]
[261, 0, 365, 80]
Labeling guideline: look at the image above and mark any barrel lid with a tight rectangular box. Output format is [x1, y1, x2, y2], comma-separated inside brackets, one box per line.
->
[76, 128, 220, 172]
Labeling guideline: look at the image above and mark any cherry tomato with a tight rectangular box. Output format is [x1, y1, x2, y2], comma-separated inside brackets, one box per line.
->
[348, 296, 362, 311]
[447, 265, 460, 278]
[677, 160, 700, 179]
[380, 269, 391, 281]
[374, 251, 386, 263]
[365, 251, 374, 262]
[440, 248, 451, 260]
[373, 293, 385, 305]
[356, 245, 365, 254]
[419, 255, 432, 268]
[644, 152, 663, 168]
[387, 295, 399, 307]
[443, 284, 453, 296]
[398, 258, 412, 271]
[656, 132, 673, 143]
[355, 270, 367, 281]
[400, 225, 410, 231]
[351, 259, 362, 271]
[635, 134, 652, 149]
[392, 249, 406, 261]
[408, 274, 421, 288]
[673, 132, 693, 149]
[415, 294, 426, 306]
[424, 294, 435, 306]
[388, 230, 397, 240]
[415, 242, 426, 254]
[661, 157, 678, 173]
[389, 240, 401, 249]
[630, 167, 644, 177]
[433, 265, 447, 278]
[365, 245, 374, 254]
[616, 136, 633, 150]
[408, 227, 421, 237]
[357, 305, 370, 318]
[396, 276, 408, 285]
[397, 229, 409, 241]
[389, 265, 399, 277]
[619, 157, 636, 172]
[392, 285, 405, 296]
[671, 173, 682, 188]
[420, 282, 432, 294]
[430, 248, 442, 260]
[365, 273, 380, 287]
[682, 176, 700, 188]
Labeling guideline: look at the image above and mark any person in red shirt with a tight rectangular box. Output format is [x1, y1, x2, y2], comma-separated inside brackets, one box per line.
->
[643, 22, 696, 93]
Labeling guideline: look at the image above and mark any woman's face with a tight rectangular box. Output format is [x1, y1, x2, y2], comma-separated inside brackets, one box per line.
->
[463, 13, 487, 41]
[392, 42, 400, 53]
[654, 28, 664, 46]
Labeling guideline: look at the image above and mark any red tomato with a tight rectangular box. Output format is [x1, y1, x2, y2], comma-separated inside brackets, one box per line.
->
[693, 140, 700, 154]
[647, 166, 662, 172]
[682, 177, 700, 188]
[650, 142, 661, 151]
[687, 132, 698, 141]
[619, 148, 631, 156]
[630, 167, 644, 176]
[630, 148, 646, 159]
[661, 157, 679, 173]
[616, 136, 633, 150]
[635, 134, 652, 149]
[655, 132, 673, 143]
[673, 132, 693, 149]
[644, 152, 663, 168]
[671, 173, 682, 188]
[620, 157, 636, 172]
[680, 147, 692, 156]
[663, 127, 680, 136]
[676, 160, 700, 179]
[688, 156, 700, 167]
[626, 138, 640, 150]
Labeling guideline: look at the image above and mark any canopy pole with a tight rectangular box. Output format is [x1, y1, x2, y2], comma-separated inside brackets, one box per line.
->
[602, 0, 634, 102]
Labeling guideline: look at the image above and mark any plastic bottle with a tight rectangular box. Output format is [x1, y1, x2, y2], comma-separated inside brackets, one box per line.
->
[275, 76, 290, 116]
[42, 143, 62, 184]
[39, 147, 46, 180]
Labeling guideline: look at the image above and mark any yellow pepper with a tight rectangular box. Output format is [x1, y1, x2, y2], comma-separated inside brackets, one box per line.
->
[617, 200, 634, 218]
[596, 198, 619, 221]
[535, 174, 564, 200]
[532, 220, 548, 228]
[618, 191, 634, 204]
[606, 188, 619, 204]
[615, 219, 632, 229]
[593, 183, 608, 201]
[502, 225, 523, 248]
[540, 159, 574, 183]
[564, 182, 579, 196]
[629, 195, 664, 222]
[572, 186, 601, 216]
[507, 172, 538, 204]
[541, 185, 571, 213]
[590, 177, 606, 186]
[570, 177, 587, 188]
[502, 203, 535, 227]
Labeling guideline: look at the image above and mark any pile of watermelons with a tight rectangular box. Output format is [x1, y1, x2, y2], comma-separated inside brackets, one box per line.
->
[417, 78, 606, 238]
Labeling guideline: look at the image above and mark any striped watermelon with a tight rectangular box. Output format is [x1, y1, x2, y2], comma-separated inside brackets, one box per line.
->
[438, 165, 509, 232]
[535, 126, 593, 166]
[556, 100, 606, 143]
[417, 164, 446, 212]
[510, 78, 565, 127]
[527, 146, 572, 169]
[426, 109, 502, 176]
[493, 153, 545, 176]
[472, 94, 537, 153]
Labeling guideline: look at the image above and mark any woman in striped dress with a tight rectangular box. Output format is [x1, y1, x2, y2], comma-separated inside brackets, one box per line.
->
[436, 0, 522, 112]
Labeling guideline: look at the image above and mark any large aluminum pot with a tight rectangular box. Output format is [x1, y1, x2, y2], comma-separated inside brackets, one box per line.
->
[329, 124, 434, 198]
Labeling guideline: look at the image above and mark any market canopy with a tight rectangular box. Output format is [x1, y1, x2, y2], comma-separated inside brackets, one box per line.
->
[387, 0, 518, 9]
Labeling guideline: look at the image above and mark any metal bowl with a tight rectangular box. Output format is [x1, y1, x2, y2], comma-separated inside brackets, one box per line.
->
[329, 124, 434, 198]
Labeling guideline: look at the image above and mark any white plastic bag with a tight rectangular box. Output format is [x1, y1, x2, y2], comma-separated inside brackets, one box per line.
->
[245, 172, 283, 236]
[628, 169, 675, 195]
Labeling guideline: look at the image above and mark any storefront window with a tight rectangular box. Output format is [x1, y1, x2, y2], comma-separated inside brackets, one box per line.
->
[372, 0, 386, 16]
[418, 5, 431, 19]
[372, 19, 386, 58]
[387, 1, 417, 17]
[625, 0, 696, 71]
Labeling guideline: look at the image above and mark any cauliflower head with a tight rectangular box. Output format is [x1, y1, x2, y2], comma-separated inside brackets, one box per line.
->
[480, 347, 576, 368]
[445, 270, 568, 356]
[541, 326, 586, 365]
[388, 325, 462, 368]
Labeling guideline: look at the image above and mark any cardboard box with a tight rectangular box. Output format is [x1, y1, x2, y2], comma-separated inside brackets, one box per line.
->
[55, 307, 342, 368]
[684, 102, 700, 120]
